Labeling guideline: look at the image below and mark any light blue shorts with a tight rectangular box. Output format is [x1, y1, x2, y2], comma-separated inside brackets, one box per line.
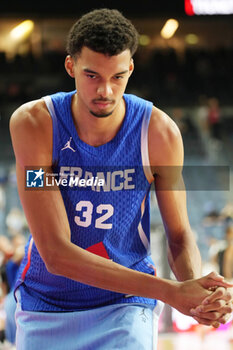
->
[15, 291, 164, 350]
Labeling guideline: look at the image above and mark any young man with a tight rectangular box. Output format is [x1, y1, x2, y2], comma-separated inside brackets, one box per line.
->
[10, 8, 232, 350]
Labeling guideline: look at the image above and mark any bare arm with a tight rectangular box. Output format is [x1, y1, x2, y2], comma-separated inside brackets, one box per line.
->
[149, 107, 201, 281]
[148, 106, 233, 324]
[156, 177, 203, 280]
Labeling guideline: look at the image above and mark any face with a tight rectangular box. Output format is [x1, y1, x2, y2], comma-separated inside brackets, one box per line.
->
[65, 47, 134, 118]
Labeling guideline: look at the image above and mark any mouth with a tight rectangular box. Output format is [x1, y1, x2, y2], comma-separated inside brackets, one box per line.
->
[92, 99, 114, 109]
[90, 99, 115, 118]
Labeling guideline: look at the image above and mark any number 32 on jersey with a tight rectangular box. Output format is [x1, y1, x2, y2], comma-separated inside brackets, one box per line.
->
[74, 200, 114, 229]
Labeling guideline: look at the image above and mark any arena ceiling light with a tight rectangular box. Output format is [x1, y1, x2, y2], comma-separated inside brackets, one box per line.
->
[139, 35, 151, 46]
[185, 0, 233, 15]
[185, 34, 199, 44]
[160, 19, 179, 39]
[10, 20, 34, 40]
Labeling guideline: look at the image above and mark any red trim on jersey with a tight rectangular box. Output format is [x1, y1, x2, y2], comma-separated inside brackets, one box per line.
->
[185, 0, 195, 15]
[86, 242, 110, 259]
[21, 237, 34, 280]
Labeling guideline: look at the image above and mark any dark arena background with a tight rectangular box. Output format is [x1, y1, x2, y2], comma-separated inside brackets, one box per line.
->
[0, 1, 233, 349]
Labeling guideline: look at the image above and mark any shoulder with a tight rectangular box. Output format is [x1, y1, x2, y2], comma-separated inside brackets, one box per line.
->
[148, 106, 184, 174]
[10, 98, 50, 132]
[149, 106, 182, 144]
[10, 98, 53, 165]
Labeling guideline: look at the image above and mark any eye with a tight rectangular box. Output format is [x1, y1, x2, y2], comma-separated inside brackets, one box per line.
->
[114, 75, 124, 80]
[86, 74, 97, 79]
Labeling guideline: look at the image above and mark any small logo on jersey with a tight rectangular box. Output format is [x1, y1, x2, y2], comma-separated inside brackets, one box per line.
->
[61, 137, 76, 152]
[26, 168, 45, 187]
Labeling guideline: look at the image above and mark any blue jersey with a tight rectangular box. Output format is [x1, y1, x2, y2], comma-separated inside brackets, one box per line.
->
[15, 91, 157, 311]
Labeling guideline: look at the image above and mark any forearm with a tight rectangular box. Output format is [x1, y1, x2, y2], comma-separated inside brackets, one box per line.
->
[47, 240, 176, 304]
[48, 242, 232, 319]
[167, 229, 202, 281]
[155, 176, 202, 280]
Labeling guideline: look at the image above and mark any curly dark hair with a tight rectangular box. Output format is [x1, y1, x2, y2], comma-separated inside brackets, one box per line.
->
[66, 8, 139, 58]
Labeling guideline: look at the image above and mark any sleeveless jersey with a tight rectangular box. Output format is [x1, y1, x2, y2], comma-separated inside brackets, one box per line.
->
[15, 91, 157, 311]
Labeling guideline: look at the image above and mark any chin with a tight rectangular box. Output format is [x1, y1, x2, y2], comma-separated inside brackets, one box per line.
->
[90, 110, 114, 118]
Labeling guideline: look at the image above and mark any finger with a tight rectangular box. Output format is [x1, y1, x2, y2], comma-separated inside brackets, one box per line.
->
[194, 300, 233, 314]
[214, 281, 233, 288]
[191, 309, 221, 321]
[212, 322, 221, 328]
[194, 307, 232, 320]
[192, 316, 220, 328]
[207, 271, 224, 281]
[193, 300, 226, 313]
[207, 272, 233, 287]
[202, 272, 233, 289]
[218, 313, 232, 325]
[205, 280, 233, 289]
[202, 287, 225, 305]
[201, 287, 232, 305]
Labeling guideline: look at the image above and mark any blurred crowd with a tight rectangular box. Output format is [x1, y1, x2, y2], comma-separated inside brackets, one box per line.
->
[0, 46, 232, 107]
[0, 198, 28, 349]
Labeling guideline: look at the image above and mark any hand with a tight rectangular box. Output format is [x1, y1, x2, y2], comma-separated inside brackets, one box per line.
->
[170, 272, 232, 320]
[190, 285, 233, 328]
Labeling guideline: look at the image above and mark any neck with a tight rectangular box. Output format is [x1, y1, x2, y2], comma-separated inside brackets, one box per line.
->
[71, 93, 126, 147]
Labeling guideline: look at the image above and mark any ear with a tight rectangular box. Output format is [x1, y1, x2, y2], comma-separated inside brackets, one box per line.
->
[129, 58, 134, 77]
[64, 55, 75, 78]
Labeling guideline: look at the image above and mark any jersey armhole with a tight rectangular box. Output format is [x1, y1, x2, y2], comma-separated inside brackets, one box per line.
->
[141, 102, 154, 183]
[43, 96, 60, 166]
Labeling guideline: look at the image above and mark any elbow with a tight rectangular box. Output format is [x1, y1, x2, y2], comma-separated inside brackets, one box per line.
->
[39, 238, 72, 276]
[45, 261, 59, 275]
[43, 249, 64, 276]
[43, 240, 74, 277]
[44, 254, 60, 275]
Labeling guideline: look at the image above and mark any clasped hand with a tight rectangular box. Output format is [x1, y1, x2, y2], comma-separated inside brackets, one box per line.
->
[179, 272, 233, 328]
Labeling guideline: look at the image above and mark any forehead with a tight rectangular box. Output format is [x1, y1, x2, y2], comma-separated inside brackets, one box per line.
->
[76, 47, 131, 74]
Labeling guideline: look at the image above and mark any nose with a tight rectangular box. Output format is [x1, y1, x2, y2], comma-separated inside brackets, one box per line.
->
[97, 82, 113, 98]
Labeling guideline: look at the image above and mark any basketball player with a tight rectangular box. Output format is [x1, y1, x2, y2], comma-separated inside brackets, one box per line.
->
[10, 9, 232, 350]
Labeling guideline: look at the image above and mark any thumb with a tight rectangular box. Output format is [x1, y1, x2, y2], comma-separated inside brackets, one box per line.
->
[208, 271, 224, 281]
[201, 271, 233, 289]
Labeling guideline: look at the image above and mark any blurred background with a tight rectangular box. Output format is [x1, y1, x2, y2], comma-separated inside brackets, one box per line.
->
[0, 0, 233, 349]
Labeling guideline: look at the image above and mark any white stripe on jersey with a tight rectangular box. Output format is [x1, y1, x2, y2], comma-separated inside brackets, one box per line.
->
[141, 103, 154, 183]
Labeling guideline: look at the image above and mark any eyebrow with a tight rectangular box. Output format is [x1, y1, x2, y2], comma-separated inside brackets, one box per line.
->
[83, 68, 128, 75]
